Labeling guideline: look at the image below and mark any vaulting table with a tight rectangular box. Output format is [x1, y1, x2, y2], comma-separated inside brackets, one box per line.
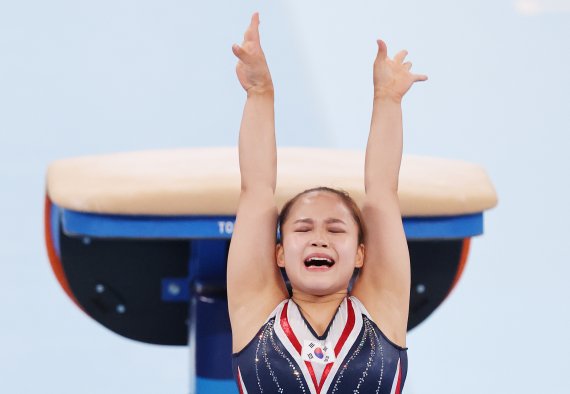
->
[44, 147, 498, 393]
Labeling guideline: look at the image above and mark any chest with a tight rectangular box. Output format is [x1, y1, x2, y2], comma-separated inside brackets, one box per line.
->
[234, 300, 406, 394]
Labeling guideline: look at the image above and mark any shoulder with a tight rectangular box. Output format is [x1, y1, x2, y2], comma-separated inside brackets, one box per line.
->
[348, 295, 373, 320]
[267, 298, 289, 321]
[349, 295, 408, 350]
[231, 298, 289, 354]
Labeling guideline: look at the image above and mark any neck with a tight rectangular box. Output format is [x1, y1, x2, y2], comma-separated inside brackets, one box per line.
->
[290, 289, 348, 336]
[291, 288, 347, 306]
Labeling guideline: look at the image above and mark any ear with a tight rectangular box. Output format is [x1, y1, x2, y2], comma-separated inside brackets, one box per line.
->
[276, 243, 286, 268]
[355, 243, 365, 268]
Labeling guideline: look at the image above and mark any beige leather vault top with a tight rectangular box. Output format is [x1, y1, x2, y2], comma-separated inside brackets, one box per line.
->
[46, 147, 497, 216]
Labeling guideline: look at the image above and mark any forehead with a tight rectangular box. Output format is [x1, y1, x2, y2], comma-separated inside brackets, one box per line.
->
[287, 191, 353, 221]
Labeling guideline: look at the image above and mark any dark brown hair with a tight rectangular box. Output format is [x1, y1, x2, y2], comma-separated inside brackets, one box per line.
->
[277, 186, 365, 245]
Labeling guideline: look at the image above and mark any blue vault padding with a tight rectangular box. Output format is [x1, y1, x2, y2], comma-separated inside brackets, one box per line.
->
[46, 200, 481, 393]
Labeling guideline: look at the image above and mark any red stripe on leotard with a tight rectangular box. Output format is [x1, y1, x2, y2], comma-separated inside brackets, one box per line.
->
[334, 298, 356, 356]
[236, 366, 244, 394]
[395, 359, 403, 394]
[280, 302, 319, 390]
[280, 302, 303, 353]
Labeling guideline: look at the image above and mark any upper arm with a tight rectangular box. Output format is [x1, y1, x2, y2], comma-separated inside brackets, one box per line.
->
[226, 188, 288, 351]
[351, 194, 411, 344]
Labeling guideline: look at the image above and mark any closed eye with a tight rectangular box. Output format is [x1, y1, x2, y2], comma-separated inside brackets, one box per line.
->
[329, 228, 346, 233]
[294, 227, 311, 232]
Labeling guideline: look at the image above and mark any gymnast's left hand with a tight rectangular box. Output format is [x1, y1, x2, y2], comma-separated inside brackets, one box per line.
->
[373, 39, 428, 103]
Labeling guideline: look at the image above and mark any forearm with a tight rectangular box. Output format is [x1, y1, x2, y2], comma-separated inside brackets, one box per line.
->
[238, 89, 277, 193]
[364, 97, 403, 196]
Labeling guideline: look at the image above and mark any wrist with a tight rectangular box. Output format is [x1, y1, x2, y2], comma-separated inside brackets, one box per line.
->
[373, 94, 402, 105]
[247, 84, 274, 98]
[373, 89, 402, 104]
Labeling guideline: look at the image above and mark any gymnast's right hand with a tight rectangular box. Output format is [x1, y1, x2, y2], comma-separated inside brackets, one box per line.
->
[232, 12, 274, 95]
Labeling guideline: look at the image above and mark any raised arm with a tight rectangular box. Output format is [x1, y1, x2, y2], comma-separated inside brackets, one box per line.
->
[351, 40, 428, 347]
[226, 13, 288, 353]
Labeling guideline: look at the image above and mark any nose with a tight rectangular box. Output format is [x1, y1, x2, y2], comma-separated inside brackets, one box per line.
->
[311, 240, 328, 247]
[311, 231, 329, 248]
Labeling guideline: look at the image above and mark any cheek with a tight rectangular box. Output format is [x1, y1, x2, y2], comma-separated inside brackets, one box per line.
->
[336, 237, 359, 258]
[282, 236, 305, 259]
[288, 231, 310, 245]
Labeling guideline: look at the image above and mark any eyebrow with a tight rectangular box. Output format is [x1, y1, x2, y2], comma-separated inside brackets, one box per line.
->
[292, 218, 347, 225]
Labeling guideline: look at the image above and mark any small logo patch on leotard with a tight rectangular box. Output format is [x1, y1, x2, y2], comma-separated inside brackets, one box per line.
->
[302, 340, 336, 364]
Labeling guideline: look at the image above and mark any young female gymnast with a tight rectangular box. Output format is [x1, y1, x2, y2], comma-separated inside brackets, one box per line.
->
[227, 12, 427, 394]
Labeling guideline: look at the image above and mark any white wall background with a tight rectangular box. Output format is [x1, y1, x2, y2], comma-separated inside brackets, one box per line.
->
[1, 0, 569, 392]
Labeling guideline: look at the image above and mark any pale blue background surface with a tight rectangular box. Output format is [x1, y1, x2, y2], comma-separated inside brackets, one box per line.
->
[1, 1, 569, 392]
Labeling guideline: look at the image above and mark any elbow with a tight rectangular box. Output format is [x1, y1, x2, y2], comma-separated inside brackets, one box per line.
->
[239, 184, 276, 201]
[364, 174, 399, 197]
[362, 193, 400, 212]
[364, 184, 399, 202]
[240, 181, 276, 195]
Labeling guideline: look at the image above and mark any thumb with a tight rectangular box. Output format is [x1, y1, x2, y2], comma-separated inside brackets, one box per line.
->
[376, 39, 388, 60]
[232, 43, 244, 59]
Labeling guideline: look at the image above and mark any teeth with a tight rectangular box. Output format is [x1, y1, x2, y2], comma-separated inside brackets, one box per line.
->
[304, 257, 334, 267]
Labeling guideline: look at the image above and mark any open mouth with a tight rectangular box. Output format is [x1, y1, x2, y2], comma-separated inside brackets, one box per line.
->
[304, 257, 335, 268]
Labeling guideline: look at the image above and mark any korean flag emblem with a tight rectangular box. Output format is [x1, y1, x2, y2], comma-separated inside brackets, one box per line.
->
[302, 340, 336, 364]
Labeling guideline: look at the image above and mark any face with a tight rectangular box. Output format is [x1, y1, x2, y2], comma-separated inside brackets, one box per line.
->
[276, 191, 364, 296]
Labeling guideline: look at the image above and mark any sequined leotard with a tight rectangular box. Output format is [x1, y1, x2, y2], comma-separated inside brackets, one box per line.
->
[232, 296, 408, 394]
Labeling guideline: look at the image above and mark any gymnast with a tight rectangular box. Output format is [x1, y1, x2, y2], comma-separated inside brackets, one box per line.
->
[227, 12, 427, 394]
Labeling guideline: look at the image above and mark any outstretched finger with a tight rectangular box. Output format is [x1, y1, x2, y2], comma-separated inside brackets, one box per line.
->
[244, 12, 260, 43]
[414, 74, 428, 82]
[376, 39, 388, 61]
[394, 50, 408, 64]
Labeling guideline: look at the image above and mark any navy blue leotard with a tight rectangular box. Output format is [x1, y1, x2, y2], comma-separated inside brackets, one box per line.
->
[232, 296, 408, 394]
